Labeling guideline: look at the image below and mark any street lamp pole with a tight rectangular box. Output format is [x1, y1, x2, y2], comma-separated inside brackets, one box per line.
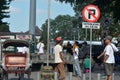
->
[47, 0, 51, 66]
[29, 0, 36, 36]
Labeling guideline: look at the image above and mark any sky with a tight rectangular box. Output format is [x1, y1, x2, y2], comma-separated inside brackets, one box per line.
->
[3, 0, 75, 32]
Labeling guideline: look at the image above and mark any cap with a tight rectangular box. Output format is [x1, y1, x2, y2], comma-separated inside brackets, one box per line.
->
[56, 37, 62, 41]
[104, 36, 112, 41]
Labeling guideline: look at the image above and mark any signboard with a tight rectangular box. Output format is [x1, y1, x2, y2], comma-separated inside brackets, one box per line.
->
[82, 22, 100, 29]
[82, 4, 101, 80]
[82, 4, 100, 22]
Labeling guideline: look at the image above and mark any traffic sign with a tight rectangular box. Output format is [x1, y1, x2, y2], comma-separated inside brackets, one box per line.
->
[82, 22, 100, 29]
[82, 4, 100, 22]
[82, 5, 100, 80]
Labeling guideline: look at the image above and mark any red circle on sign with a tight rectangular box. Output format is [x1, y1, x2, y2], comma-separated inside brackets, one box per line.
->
[82, 4, 100, 22]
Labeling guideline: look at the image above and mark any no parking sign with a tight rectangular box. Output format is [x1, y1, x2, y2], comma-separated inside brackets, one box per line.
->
[82, 4, 100, 22]
[82, 4, 101, 80]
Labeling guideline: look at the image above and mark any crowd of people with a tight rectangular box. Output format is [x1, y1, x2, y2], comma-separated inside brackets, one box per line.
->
[53, 37, 91, 80]
[36, 36, 119, 80]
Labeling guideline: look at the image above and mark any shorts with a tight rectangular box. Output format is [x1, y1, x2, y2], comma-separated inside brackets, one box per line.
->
[85, 68, 90, 73]
[104, 63, 114, 76]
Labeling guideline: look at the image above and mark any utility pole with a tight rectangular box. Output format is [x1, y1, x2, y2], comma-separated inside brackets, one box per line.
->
[29, 0, 36, 53]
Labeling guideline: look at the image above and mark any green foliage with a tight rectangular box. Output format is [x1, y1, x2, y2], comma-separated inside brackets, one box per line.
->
[50, 15, 74, 39]
[56, 0, 120, 39]
[0, 0, 12, 32]
[41, 20, 48, 45]
[0, 24, 10, 32]
[41, 15, 75, 43]
[57, 0, 120, 22]
[109, 23, 120, 36]
[111, 0, 120, 22]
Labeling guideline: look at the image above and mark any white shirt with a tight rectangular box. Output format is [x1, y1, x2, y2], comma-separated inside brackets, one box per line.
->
[37, 42, 44, 54]
[17, 47, 28, 54]
[104, 43, 118, 63]
[54, 44, 63, 63]
[73, 47, 79, 60]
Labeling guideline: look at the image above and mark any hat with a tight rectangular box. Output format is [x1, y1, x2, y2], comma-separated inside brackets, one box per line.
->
[104, 36, 112, 41]
[56, 37, 62, 41]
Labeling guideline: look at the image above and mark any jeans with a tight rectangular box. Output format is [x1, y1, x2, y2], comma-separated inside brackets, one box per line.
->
[73, 59, 82, 76]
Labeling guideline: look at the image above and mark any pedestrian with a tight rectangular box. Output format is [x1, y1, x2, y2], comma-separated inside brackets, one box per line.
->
[97, 36, 118, 80]
[72, 41, 82, 78]
[83, 54, 90, 73]
[81, 41, 90, 59]
[54, 37, 65, 80]
[37, 38, 45, 60]
[66, 41, 73, 55]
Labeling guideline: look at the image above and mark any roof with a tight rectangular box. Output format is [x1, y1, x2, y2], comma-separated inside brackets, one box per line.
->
[3, 39, 29, 48]
[25, 26, 42, 35]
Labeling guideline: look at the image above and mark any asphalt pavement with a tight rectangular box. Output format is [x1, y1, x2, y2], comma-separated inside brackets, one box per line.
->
[6, 71, 120, 80]
[6, 62, 120, 80]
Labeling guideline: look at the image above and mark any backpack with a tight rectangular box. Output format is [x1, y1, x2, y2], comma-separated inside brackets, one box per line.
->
[78, 46, 90, 60]
[78, 48, 85, 60]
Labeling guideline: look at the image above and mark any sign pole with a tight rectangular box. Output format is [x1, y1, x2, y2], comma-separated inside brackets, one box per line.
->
[82, 4, 100, 80]
[89, 26, 92, 80]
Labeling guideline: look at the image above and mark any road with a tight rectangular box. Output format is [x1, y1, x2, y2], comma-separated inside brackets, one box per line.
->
[6, 72, 120, 80]
[6, 63, 120, 80]
[3, 54, 120, 80]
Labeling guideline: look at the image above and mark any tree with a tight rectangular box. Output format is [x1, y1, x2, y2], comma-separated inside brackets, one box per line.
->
[41, 20, 48, 45]
[57, 0, 120, 21]
[56, 0, 120, 39]
[56, 0, 120, 19]
[0, 0, 12, 32]
[41, 15, 75, 43]
[0, 24, 10, 32]
[50, 15, 75, 40]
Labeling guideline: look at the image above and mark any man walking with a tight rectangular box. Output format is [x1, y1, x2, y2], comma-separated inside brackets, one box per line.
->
[97, 36, 118, 80]
[54, 37, 65, 80]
